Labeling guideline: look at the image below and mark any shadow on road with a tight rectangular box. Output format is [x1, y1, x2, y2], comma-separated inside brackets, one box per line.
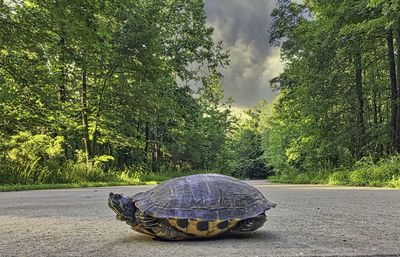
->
[120, 231, 280, 244]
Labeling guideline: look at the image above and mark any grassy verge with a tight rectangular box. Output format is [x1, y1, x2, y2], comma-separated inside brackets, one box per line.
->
[269, 174, 400, 188]
[0, 169, 212, 192]
[270, 156, 400, 189]
[0, 181, 158, 192]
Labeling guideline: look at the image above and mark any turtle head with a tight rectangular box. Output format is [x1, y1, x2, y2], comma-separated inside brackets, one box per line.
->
[108, 192, 136, 225]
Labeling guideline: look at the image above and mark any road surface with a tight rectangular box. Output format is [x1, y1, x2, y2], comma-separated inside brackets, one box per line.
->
[1, 182, 399, 257]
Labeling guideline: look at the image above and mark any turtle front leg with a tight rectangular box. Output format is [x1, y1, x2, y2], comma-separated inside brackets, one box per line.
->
[231, 213, 266, 232]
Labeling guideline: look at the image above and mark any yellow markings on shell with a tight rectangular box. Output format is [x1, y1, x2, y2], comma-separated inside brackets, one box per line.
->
[168, 218, 240, 237]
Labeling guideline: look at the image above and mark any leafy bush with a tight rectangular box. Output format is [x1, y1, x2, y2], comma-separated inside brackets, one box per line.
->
[389, 177, 400, 188]
[232, 157, 272, 179]
[6, 132, 65, 165]
[345, 155, 400, 187]
[328, 170, 350, 185]
[271, 155, 400, 188]
[93, 155, 115, 168]
[348, 169, 370, 186]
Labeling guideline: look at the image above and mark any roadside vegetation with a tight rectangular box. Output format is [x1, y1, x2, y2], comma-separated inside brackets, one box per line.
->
[0, 170, 207, 192]
[0, 0, 268, 191]
[270, 156, 400, 188]
[264, 0, 400, 189]
[1, 0, 400, 191]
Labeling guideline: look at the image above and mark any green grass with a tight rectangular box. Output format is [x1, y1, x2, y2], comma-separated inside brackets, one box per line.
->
[269, 174, 400, 188]
[0, 162, 212, 192]
[0, 181, 158, 192]
[5, 155, 400, 191]
[270, 156, 400, 189]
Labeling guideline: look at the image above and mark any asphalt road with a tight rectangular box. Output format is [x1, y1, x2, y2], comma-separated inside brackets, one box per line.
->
[1, 182, 399, 257]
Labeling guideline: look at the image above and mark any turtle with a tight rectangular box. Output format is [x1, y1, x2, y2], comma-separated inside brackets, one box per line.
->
[108, 173, 276, 240]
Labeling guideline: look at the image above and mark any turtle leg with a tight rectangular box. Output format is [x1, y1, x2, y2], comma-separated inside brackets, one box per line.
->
[135, 210, 191, 240]
[151, 219, 193, 241]
[231, 213, 267, 232]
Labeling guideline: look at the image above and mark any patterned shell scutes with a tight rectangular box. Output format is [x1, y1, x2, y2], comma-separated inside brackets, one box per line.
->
[132, 174, 274, 221]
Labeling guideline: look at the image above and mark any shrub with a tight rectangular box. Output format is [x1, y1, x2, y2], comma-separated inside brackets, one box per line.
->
[347, 155, 400, 187]
[271, 155, 400, 188]
[328, 170, 350, 185]
[6, 132, 65, 165]
[389, 177, 400, 188]
[93, 155, 115, 168]
[232, 157, 272, 179]
[348, 169, 369, 186]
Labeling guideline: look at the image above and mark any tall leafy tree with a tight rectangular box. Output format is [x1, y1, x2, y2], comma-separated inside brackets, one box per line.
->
[0, 0, 232, 182]
[265, 0, 400, 177]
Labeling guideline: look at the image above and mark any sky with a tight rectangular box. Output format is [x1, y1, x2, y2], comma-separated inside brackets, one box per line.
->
[204, 0, 284, 108]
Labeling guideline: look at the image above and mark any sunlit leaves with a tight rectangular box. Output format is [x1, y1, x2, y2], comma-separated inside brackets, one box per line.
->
[0, 0, 231, 173]
[265, 0, 397, 176]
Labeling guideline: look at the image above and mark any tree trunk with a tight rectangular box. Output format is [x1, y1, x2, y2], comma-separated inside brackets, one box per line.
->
[395, 20, 400, 151]
[91, 64, 118, 155]
[57, 27, 69, 159]
[387, 29, 398, 152]
[371, 68, 380, 125]
[58, 27, 67, 102]
[372, 92, 378, 125]
[152, 143, 159, 172]
[81, 62, 91, 163]
[144, 122, 149, 164]
[378, 90, 384, 124]
[354, 50, 364, 158]
[151, 127, 159, 172]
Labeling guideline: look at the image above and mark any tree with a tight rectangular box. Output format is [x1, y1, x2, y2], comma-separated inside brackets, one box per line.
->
[0, 0, 233, 184]
[231, 101, 272, 179]
[265, 0, 399, 178]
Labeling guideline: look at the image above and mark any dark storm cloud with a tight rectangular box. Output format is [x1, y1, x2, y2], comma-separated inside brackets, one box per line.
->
[204, 0, 283, 107]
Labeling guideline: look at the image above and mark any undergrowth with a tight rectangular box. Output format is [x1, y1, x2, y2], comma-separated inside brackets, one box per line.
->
[0, 160, 210, 191]
[270, 155, 400, 189]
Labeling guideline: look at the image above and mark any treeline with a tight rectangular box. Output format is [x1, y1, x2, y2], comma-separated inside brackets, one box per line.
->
[260, 0, 400, 187]
[0, 0, 241, 184]
[5, 0, 398, 188]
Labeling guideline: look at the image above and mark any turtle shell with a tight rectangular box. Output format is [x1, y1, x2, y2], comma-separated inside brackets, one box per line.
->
[132, 173, 275, 221]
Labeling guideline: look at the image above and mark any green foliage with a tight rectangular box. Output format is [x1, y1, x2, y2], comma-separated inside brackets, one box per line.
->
[265, 0, 400, 188]
[229, 102, 273, 179]
[0, 0, 234, 186]
[349, 155, 400, 186]
[271, 155, 400, 188]
[232, 157, 271, 179]
[6, 132, 65, 165]
[3, 0, 399, 190]
[0, 182, 144, 192]
[328, 170, 350, 185]
[389, 177, 400, 188]
[0, 158, 205, 186]
[134, 170, 210, 183]
[93, 155, 115, 168]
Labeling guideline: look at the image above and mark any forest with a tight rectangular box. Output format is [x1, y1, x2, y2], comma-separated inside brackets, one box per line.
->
[0, 0, 400, 189]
